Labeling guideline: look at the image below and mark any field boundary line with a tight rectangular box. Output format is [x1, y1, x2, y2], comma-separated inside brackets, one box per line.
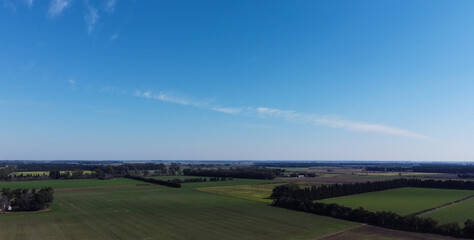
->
[414, 195, 474, 216]
[315, 224, 365, 240]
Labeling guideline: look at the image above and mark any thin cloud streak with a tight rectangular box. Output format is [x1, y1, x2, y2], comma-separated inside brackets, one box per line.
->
[85, 4, 99, 33]
[48, 0, 70, 18]
[257, 107, 428, 139]
[104, 0, 116, 13]
[135, 90, 206, 107]
[24, 0, 33, 8]
[212, 107, 242, 115]
[134, 90, 241, 115]
[115, 88, 428, 139]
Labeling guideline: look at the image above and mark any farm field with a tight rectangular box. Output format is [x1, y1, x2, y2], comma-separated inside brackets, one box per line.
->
[318, 187, 474, 216]
[0, 178, 142, 189]
[319, 224, 456, 240]
[197, 182, 324, 204]
[151, 176, 279, 188]
[0, 183, 360, 240]
[197, 183, 280, 203]
[180, 178, 280, 188]
[422, 197, 474, 225]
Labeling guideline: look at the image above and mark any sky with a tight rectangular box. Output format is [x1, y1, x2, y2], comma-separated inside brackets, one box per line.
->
[1, 0, 474, 161]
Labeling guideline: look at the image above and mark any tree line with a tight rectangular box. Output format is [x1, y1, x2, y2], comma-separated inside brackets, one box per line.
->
[271, 179, 474, 201]
[183, 167, 280, 179]
[0, 166, 15, 180]
[169, 177, 234, 183]
[272, 185, 474, 238]
[1, 187, 54, 212]
[365, 167, 411, 172]
[124, 175, 181, 188]
[413, 164, 474, 174]
[458, 174, 474, 179]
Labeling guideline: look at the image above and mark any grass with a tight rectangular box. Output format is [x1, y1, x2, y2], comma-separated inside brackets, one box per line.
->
[180, 178, 280, 188]
[197, 183, 281, 203]
[321, 225, 454, 240]
[197, 182, 323, 204]
[0, 184, 359, 240]
[422, 197, 474, 225]
[318, 187, 474, 216]
[0, 178, 142, 189]
[12, 171, 93, 177]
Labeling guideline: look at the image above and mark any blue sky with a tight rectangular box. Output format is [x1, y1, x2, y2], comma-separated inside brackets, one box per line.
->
[1, 0, 474, 161]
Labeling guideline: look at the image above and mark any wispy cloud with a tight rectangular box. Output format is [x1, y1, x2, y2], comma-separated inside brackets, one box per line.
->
[110, 33, 118, 40]
[256, 107, 428, 139]
[48, 0, 70, 18]
[84, 4, 99, 34]
[67, 78, 77, 90]
[212, 107, 242, 115]
[135, 90, 208, 108]
[24, 0, 33, 8]
[104, 0, 116, 13]
[3, 0, 16, 11]
[110, 88, 428, 139]
[134, 90, 243, 115]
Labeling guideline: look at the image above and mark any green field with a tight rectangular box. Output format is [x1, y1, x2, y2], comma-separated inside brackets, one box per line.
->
[197, 182, 324, 204]
[319, 187, 474, 216]
[12, 171, 93, 177]
[422, 197, 474, 225]
[181, 178, 279, 188]
[0, 182, 359, 240]
[0, 178, 142, 189]
[198, 183, 280, 203]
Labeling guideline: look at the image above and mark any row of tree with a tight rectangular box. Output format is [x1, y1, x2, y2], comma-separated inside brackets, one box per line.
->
[271, 179, 474, 201]
[49, 170, 89, 179]
[12, 163, 182, 177]
[124, 175, 181, 188]
[413, 164, 474, 174]
[0, 166, 15, 180]
[1, 187, 54, 211]
[183, 167, 280, 179]
[272, 194, 474, 238]
[169, 177, 234, 183]
[365, 167, 411, 172]
[458, 174, 474, 179]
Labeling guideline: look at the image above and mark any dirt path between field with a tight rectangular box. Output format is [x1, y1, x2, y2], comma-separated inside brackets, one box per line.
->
[413, 195, 474, 216]
[55, 184, 153, 192]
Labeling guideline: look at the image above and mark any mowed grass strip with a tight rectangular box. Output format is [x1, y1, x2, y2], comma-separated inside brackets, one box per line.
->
[422, 197, 474, 225]
[0, 186, 360, 240]
[0, 178, 142, 189]
[318, 187, 474, 216]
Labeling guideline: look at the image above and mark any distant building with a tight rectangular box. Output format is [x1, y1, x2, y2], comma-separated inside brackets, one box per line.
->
[298, 174, 305, 178]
